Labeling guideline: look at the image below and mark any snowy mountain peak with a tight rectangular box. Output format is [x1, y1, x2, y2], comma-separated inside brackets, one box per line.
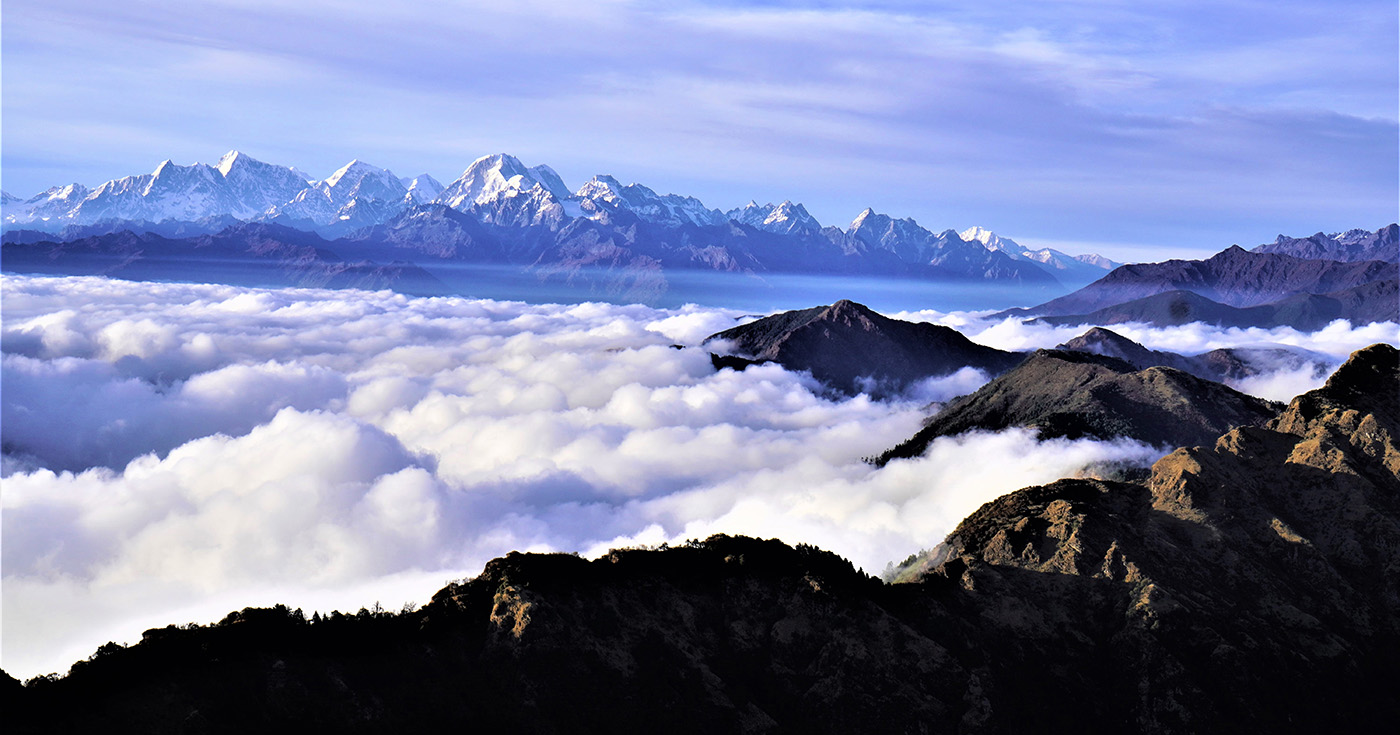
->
[960, 226, 1026, 255]
[960, 226, 995, 245]
[584, 174, 623, 191]
[527, 164, 570, 200]
[849, 208, 880, 230]
[437, 153, 556, 210]
[402, 174, 445, 205]
[726, 199, 821, 234]
[215, 150, 246, 177]
[574, 175, 724, 228]
[324, 159, 375, 188]
[269, 159, 409, 227]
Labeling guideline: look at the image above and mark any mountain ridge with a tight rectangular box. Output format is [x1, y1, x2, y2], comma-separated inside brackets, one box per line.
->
[875, 348, 1282, 464]
[2, 152, 1118, 289]
[1005, 241, 1398, 323]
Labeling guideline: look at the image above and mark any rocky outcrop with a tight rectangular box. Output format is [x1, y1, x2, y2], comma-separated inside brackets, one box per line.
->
[705, 300, 1024, 397]
[8, 345, 1398, 734]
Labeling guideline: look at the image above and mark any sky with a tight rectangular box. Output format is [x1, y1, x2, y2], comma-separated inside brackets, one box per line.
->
[2, 0, 1396, 261]
[4, 273, 1392, 678]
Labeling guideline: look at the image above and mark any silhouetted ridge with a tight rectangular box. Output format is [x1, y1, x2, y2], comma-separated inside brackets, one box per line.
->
[875, 348, 1281, 464]
[705, 300, 1023, 397]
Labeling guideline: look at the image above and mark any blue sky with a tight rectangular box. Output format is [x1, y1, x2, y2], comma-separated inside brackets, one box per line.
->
[3, 0, 1396, 260]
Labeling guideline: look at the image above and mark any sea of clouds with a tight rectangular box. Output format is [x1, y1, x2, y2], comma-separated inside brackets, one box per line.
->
[3, 274, 1395, 679]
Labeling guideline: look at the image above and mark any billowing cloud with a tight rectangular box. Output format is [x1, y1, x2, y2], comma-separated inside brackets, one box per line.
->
[3, 274, 1396, 680]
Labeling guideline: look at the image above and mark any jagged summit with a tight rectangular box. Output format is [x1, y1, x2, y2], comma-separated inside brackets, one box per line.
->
[726, 199, 821, 234]
[215, 150, 245, 176]
[437, 153, 563, 211]
[960, 225, 1019, 253]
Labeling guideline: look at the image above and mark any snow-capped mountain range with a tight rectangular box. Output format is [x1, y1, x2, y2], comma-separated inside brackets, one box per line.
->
[960, 226, 1121, 285]
[2, 151, 1120, 286]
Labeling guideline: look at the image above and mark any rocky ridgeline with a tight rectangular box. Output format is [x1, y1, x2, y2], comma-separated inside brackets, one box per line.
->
[875, 348, 1283, 464]
[6, 344, 1398, 733]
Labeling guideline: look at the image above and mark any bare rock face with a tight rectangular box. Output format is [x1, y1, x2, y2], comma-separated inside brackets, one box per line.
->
[705, 299, 1023, 397]
[8, 345, 1399, 734]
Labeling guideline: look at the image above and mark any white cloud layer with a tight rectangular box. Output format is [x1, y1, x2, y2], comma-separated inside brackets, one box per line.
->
[3, 274, 1395, 679]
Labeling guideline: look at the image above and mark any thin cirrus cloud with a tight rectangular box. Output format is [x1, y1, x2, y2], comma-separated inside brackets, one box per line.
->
[2, 1, 1395, 258]
[3, 273, 1395, 680]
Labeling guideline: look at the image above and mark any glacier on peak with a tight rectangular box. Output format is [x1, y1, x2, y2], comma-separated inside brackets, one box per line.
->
[271, 158, 411, 228]
[961, 225, 1120, 279]
[726, 199, 821, 235]
[574, 174, 726, 228]
[402, 174, 445, 205]
[437, 153, 551, 210]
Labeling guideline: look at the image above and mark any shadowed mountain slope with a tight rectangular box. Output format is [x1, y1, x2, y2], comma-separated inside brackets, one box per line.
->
[704, 299, 1023, 396]
[876, 350, 1281, 464]
[1055, 327, 1335, 383]
[1012, 246, 1397, 318]
[1030, 280, 1398, 330]
[6, 345, 1398, 734]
